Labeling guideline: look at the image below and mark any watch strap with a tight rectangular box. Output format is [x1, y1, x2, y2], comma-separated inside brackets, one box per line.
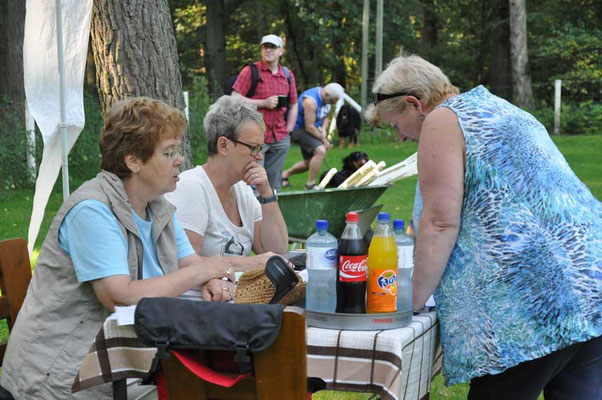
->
[257, 190, 278, 204]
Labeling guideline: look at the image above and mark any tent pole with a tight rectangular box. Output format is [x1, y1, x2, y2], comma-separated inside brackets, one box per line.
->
[55, 0, 70, 201]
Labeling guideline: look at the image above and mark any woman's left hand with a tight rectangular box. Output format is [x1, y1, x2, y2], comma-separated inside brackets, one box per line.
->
[242, 161, 272, 197]
[201, 278, 236, 302]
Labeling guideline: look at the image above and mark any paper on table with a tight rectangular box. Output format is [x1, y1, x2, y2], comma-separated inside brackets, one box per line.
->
[107, 305, 137, 326]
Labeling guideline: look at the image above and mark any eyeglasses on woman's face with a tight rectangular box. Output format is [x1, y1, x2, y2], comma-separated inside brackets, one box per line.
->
[161, 144, 183, 161]
[228, 138, 264, 157]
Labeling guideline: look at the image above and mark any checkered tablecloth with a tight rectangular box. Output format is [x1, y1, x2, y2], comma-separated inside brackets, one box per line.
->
[73, 311, 440, 399]
[307, 312, 440, 400]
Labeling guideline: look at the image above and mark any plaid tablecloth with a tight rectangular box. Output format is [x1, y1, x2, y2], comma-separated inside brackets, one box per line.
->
[72, 311, 440, 399]
[307, 312, 440, 400]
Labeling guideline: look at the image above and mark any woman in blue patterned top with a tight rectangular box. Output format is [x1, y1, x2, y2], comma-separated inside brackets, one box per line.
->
[365, 54, 602, 400]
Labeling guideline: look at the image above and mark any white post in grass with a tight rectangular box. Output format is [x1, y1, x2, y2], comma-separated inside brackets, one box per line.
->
[183, 91, 189, 123]
[360, 0, 370, 109]
[554, 79, 561, 135]
[375, 0, 383, 77]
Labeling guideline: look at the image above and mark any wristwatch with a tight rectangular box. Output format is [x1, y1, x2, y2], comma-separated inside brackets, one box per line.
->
[257, 189, 278, 204]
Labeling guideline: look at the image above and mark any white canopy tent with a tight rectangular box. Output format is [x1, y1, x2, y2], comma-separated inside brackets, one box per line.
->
[24, 0, 93, 253]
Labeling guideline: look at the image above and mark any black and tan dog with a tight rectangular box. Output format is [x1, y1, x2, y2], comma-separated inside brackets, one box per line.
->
[336, 104, 362, 148]
[320, 151, 369, 188]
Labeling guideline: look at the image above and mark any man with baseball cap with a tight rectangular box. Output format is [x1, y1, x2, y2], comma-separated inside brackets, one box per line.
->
[232, 34, 298, 192]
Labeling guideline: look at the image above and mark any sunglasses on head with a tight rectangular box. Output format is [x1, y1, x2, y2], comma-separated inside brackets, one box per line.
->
[372, 92, 420, 105]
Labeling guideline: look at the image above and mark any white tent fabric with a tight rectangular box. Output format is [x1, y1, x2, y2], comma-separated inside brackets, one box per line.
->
[24, 0, 93, 253]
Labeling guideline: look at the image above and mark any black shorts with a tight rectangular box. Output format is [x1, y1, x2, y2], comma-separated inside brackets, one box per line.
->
[291, 129, 323, 160]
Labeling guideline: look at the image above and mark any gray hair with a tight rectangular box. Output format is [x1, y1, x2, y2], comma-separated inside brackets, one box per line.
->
[204, 95, 265, 155]
[323, 83, 345, 100]
[364, 53, 458, 124]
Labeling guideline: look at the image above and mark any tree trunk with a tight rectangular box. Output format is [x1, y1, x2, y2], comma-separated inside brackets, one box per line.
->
[0, 0, 26, 105]
[205, 0, 227, 100]
[90, 0, 193, 169]
[420, 0, 438, 48]
[508, 0, 533, 109]
[489, 0, 511, 99]
[281, 1, 307, 90]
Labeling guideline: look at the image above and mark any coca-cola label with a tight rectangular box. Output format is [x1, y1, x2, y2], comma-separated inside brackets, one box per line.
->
[338, 255, 367, 282]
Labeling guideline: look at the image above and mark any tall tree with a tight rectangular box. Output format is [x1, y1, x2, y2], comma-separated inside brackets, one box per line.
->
[205, 0, 227, 99]
[90, 0, 193, 169]
[488, 0, 510, 99]
[0, 1, 26, 105]
[420, 0, 438, 48]
[508, 0, 533, 109]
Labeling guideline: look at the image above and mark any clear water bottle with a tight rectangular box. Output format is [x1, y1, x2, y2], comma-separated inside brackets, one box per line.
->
[306, 220, 338, 312]
[393, 219, 414, 312]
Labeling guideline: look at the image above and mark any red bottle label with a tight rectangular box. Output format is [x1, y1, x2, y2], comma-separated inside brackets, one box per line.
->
[338, 255, 368, 282]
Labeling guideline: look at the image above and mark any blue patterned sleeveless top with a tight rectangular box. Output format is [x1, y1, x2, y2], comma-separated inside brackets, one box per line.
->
[412, 86, 602, 385]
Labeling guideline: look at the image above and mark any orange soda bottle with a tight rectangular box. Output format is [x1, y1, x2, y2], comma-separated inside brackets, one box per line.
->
[367, 212, 398, 313]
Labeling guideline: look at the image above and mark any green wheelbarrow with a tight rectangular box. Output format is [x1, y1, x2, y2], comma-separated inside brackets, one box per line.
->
[277, 185, 390, 242]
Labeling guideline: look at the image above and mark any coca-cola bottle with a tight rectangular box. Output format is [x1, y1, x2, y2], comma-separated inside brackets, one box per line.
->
[336, 212, 367, 313]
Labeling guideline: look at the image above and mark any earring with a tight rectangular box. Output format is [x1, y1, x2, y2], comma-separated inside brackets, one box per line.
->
[418, 114, 425, 121]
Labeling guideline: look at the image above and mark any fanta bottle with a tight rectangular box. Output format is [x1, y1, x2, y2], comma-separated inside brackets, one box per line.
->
[367, 212, 398, 313]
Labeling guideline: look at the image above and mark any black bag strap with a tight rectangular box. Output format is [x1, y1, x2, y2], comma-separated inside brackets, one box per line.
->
[282, 65, 291, 95]
[247, 63, 259, 97]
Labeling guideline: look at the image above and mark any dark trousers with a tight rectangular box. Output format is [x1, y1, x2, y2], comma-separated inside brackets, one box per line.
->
[468, 335, 602, 400]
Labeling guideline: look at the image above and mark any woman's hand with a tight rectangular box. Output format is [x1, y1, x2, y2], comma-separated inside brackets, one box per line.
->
[201, 278, 236, 302]
[253, 252, 277, 268]
[242, 161, 272, 197]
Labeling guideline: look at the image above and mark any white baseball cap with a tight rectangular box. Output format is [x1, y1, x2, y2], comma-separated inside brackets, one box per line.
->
[260, 34, 283, 48]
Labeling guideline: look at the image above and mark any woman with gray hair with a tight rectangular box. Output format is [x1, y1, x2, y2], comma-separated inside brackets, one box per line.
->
[166, 96, 288, 283]
[366, 54, 601, 399]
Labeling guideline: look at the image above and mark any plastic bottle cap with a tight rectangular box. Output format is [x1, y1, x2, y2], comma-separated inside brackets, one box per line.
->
[346, 212, 359, 222]
[393, 219, 405, 230]
[316, 220, 328, 230]
[377, 212, 390, 223]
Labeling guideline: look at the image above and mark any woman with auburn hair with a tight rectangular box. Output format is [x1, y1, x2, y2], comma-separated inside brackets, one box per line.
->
[1, 97, 239, 399]
[366, 54, 602, 399]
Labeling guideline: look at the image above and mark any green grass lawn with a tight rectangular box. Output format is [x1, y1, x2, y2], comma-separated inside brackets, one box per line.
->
[0, 134, 600, 399]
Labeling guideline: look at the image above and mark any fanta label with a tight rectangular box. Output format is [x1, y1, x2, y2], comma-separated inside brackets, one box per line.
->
[367, 269, 397, 312]
[338, 255, 368, 282]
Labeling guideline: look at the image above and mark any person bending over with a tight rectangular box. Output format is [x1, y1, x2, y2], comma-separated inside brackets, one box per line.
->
[366, 53, 602, 400]
[281, 83, 344, 189]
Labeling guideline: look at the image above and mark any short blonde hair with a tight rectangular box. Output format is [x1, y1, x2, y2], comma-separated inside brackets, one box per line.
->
[100, 97, 186, 178]
[365, 54, 459, 124]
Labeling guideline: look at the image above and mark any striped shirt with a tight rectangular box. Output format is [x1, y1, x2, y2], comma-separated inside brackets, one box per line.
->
[233, 60, 297, 143]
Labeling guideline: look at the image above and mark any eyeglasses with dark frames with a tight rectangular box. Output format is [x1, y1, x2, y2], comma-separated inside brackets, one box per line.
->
[372, 92, 420, 105]
[229, 138, 264, 156]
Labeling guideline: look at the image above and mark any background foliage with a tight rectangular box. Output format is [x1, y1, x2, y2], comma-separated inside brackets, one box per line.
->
[1, 0, 600, 189]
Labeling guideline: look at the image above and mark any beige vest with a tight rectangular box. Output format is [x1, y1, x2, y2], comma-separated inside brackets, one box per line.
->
[1, 171, 179, 399]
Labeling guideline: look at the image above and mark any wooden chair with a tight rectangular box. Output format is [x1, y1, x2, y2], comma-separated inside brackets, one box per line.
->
[0, 238, 33, 365]
[162, 306, 308, 400]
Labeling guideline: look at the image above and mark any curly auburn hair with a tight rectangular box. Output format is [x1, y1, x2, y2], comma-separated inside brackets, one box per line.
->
[99, 97, 187, 178]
